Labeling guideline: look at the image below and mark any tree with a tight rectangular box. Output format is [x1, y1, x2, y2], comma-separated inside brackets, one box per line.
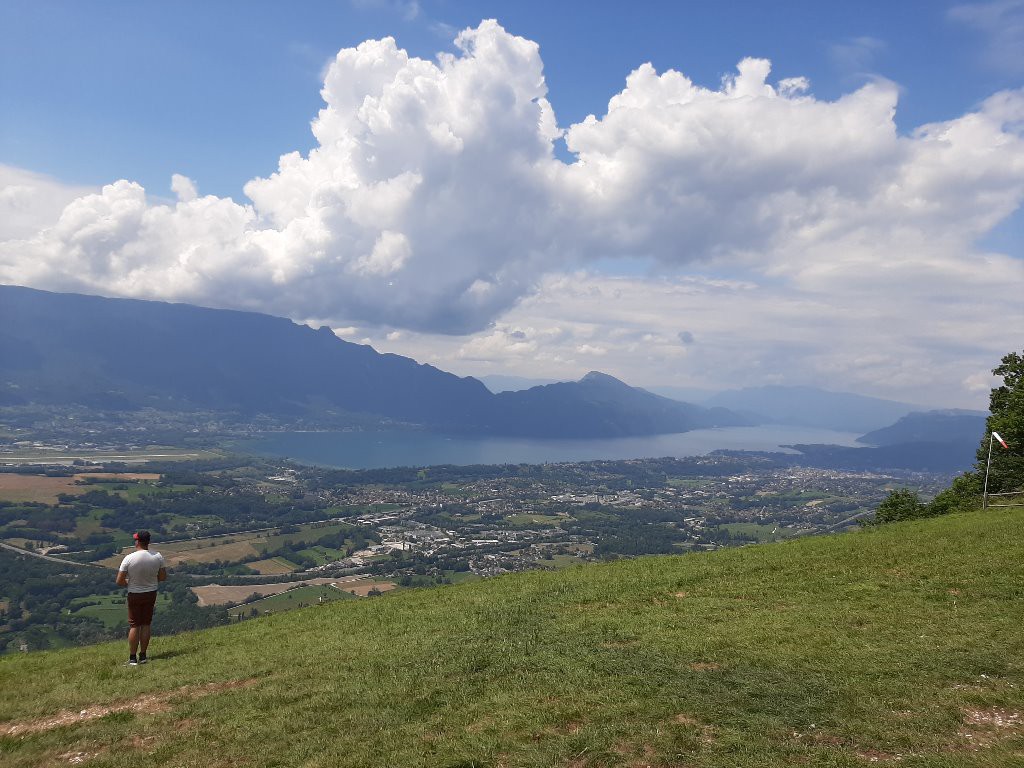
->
[977, 350, 1024, 495]
[874, 489, 927, 524]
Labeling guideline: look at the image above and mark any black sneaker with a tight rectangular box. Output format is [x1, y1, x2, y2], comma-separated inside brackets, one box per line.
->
[127, 655, 138, 666]
[138, 653, 148, 664]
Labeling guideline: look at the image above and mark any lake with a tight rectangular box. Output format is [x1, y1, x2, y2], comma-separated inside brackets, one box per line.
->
[236, 425, 864, 469]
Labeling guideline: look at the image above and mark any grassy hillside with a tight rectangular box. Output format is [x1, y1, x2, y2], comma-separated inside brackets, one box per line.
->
[3, 508, 1024, 767]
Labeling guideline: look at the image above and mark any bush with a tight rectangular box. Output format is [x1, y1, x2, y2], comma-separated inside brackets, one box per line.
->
[873, 489, 927, 524]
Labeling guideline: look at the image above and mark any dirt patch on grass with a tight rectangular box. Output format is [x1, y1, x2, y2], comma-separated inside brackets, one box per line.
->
[0, 679, 257, 737]
[956, 706, 1024, 750]
[541, 720, 584, 738]
[854, 747, 902, 762]
[58, 749, 104, 764]
[790, 729, 905, 762]
[673, 713, 716, 745]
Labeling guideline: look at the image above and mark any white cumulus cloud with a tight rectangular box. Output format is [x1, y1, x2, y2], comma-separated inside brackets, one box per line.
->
[1, 20, 1023, 406]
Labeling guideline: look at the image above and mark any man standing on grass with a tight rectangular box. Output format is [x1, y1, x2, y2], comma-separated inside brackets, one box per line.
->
[116, 530, 166, 666]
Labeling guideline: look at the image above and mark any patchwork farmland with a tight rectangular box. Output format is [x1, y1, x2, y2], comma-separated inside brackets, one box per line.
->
[192, 576, 395, 606]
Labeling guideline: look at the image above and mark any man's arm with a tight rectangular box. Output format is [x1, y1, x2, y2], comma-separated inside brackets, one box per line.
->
[158, 567, 167, 582]
[116, 570, 128, 587]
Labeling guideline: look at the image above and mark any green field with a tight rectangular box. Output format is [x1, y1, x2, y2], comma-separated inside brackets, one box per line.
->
[506, 513, 564, 528]
[85, 482, 195, 501]
[101, 521, 355, 568]
[295, 546, 346, 565]
[227, 585, 355, 619]
[68, 593, 173, 629]
[3, 506, 1024, 767]
[719, 522, 797, 542]
[72, 509, 108, 537]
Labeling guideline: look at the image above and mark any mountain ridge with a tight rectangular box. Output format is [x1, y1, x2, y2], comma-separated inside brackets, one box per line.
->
[705, 384, 921, 432]
[0, 284, 747, 439]
[857, 409, 988, 447]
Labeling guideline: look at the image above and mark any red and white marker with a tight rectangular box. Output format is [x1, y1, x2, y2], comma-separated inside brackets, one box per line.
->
[993, 431, 1009, 449]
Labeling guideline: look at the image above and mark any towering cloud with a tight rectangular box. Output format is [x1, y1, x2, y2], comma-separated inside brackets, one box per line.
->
[1, 20, 1022, 354]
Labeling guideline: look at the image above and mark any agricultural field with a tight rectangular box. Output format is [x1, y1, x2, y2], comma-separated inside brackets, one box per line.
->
[245, 558, 297, 575]
[81, 480, 189, 501]
[506, 513, 564, 528]
[0, 474, 83, 504]
[0, 472, 167, 505]
[76, 473, 162, 482]
[227, 584, 356, 619]
[719, 522, 798, 542]
[98, 521, 355, 570]
[192, 577, 395, 606]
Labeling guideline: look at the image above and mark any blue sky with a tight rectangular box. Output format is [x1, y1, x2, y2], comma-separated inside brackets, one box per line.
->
[2, 0, 1017, 196]
[1, 1, 1022, 407]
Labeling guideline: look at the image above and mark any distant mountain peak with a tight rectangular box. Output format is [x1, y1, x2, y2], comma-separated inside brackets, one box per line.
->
[579, 371, 626, 387]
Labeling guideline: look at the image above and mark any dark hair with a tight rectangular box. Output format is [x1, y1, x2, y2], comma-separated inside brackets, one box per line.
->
[135, 530, 152, 546]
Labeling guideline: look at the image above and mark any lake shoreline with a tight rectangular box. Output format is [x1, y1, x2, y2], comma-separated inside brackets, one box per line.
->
[233, 425, 865, 470]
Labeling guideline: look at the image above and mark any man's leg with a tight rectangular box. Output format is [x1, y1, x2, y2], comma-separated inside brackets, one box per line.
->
[128, 626, 140, 656]
[139, 625, 152, 654]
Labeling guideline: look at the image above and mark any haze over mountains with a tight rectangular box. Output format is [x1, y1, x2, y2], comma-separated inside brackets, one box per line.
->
[0, 285, 990, 462]
[704, 386, 920, 433]
[857, 411, 988, 447]
[486, 377, 951, 435]
[0, 285, 755, 439]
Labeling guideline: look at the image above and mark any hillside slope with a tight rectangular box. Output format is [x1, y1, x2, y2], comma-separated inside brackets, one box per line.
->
[3, 508, 1024, 767]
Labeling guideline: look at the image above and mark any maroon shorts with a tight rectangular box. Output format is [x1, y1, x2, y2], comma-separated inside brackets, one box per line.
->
[127, 591, 158, 627]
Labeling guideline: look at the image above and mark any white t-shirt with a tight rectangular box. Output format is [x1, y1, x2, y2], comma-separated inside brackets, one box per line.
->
[118, 549, 166, 593]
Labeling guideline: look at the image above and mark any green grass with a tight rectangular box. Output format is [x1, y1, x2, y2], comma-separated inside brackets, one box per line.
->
[443, 570, 482, 585]
[534, 554, 588, 569]
[3, 507, 1024, 767]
